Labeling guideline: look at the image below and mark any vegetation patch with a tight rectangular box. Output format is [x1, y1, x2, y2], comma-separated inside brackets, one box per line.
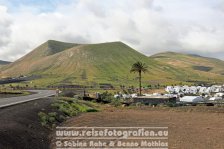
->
[95, 91, 122, 107]
[0, 91, 23, 95]
[192, 65, 213, 72]
[0, 90, 31, 98]
[38, 97, 99, 128]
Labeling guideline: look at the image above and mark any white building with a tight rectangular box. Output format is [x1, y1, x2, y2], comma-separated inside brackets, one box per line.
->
[211, 85, 223, 93]
[166, 85, 224, 95]
[199, 87, 207, 94]
[180, 96, 204, 103]
[214, 93, 224, 97]
[209, 97, 222, 101]
[189, 86, 197, 94]
[165, 86, 174, 93]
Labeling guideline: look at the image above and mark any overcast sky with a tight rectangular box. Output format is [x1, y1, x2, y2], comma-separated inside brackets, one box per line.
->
[0, 0, 224, 61]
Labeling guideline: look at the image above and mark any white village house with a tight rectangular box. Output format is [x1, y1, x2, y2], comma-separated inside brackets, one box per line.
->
[165, 85, 224, 95]
[209, 97, 222, 101]
[180, 96, 204, 103]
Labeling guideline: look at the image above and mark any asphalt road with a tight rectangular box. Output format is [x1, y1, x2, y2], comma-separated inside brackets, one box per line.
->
[0, 90, 56, 108]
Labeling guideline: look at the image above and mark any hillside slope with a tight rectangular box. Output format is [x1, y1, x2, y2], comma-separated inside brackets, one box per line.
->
[151, 52, 224, 84]
[1, 41, 224, 87]
[0, 40, 179, 86]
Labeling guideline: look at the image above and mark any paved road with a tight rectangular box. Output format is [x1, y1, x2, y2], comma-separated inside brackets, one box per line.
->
[0, 90, 56, 108]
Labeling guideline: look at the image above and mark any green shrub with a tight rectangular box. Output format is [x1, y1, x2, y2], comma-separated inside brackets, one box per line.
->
[111, 98, 122, 107]
[166, 103, 177, 107]
[61, 91, 76, 98]
[59, 115, 66, 121]
[100, 91, 114, 103]
[87, 108, 98, 112]
[38, 112, 58, 127]
[48, 116, 56, 123]
[58, 103, 78, 116]
[71, 103, 88, 112]
[48, 112, 57, 117]
[136, 102, 144, 107]
[38, 112, 50, 127]
[39, 98, 99, 128]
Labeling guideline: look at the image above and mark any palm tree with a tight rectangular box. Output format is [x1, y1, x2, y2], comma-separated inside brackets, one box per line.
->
[130, 61, 148, 96]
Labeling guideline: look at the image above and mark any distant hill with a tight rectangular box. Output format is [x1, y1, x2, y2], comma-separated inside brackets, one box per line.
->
[150, 51, 224, 84]
[0, 60, 11, 70]
[0, 60, 11, 65]
[1, 41, 224, 87]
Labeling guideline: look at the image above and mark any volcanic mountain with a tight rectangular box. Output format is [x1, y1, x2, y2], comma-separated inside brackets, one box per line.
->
[0, 40, 171, 86]
[1, 40, 224, 86]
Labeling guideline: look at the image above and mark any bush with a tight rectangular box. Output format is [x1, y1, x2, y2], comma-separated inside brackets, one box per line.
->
[72, 103, 89, 112]
[87, 108, 98, 112]
[135, 102, 144, 107]
[48, 116, 56, 123]
[52, 98, 99, 116]
[39, 98, 99, 128]
[111, 98, 122, 107]
[38, 112, 58, 127]
[48, 112, 57, 117]
[100, 91, 114, 103]
[97, 91, 122, 106]
[59, 103, 78, 116]
[61, 91, 76, 98]
[166, 103, 178, 107]
[59, 115, 66, 121]
[38, 112, 48, 127]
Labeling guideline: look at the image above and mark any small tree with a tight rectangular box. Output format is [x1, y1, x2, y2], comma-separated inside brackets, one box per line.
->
[130, 61, 148, 96]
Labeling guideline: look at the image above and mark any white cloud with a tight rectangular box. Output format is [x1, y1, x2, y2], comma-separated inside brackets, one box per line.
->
[0, 0, 224, 61]
[0, 6, 11, 47]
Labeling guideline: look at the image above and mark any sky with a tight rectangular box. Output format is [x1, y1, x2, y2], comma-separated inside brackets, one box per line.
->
[0, 0, 224, 61]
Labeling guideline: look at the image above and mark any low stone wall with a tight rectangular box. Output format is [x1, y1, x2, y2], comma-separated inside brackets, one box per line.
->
[133, 96, 176, 105]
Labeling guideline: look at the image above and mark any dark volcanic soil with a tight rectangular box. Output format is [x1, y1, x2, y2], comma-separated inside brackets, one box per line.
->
[0, 98, 54, 149]
[56, 106, 224, 149]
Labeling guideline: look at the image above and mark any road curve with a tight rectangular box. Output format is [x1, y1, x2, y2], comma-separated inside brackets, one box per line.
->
[0, 90, 56, 108]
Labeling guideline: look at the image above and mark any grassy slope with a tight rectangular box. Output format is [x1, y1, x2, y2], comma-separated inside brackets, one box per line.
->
[1, 41, 224, 87]
[151, 52, 224, 84]
[0, 40, 78, 76]
[0, 41, 183, 86]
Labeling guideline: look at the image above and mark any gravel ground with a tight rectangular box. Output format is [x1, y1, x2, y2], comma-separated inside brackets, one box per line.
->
[0, 98, 54, 149]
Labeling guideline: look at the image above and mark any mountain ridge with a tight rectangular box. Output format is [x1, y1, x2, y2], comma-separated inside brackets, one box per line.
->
[0, 60, 11, 65]
[0, 40, 167, 86]
[151, 51, 224, 62]
[150, 51, 224, 81]
[1, 40, 224, 86]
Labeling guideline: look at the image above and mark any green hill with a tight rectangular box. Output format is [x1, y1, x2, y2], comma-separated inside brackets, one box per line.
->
[150, 51, 224, 84]
[1, 41, 224, 87]
[0, 40, 177, 86]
